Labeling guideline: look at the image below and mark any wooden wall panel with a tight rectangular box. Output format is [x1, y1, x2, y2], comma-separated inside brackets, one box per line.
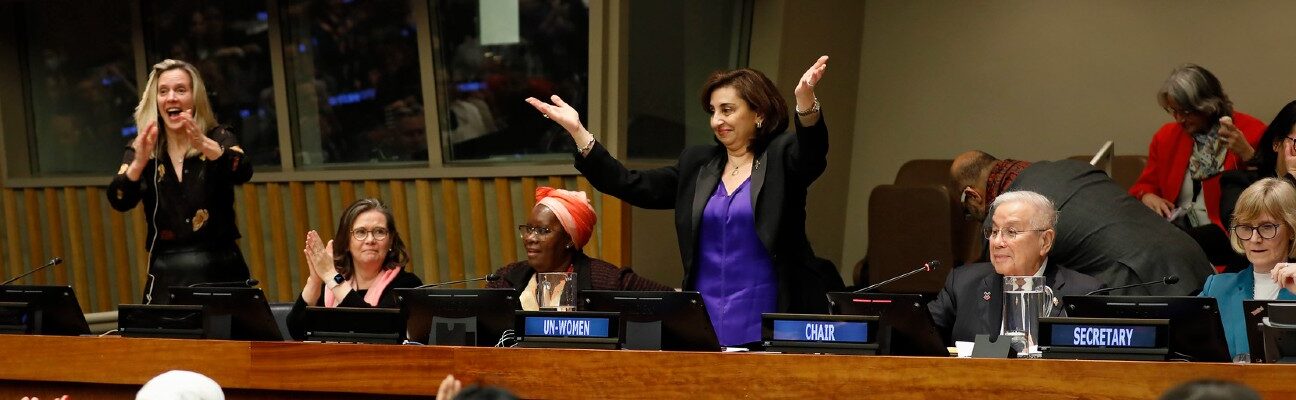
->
[439, 179, 465, 282]
[85, 188, 112, 311]
[266, 183, 292, 301]
[494, 178, 516, 265]
[23, 189, 44, 284]
[63, 188, 89, 312]
[3, 190, 21, 281]
[467, 178, 491, 278]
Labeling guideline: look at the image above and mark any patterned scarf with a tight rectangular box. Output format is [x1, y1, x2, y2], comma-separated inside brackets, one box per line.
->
[985, 159, 1032, 206]
[1188, 125, 1226, 180]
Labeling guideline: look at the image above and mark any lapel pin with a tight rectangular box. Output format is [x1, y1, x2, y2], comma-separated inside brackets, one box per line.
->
[983, 291, 991, 301]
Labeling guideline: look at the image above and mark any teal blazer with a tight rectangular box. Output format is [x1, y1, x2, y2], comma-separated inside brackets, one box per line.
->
[1199, 265, 1296, 358]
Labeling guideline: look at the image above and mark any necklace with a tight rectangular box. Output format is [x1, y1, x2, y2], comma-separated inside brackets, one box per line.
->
[730, 159, 751, 176]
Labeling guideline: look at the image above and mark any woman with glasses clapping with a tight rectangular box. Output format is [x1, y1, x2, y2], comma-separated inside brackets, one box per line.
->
[286, 198, 423, 340]
[487, 187, 671, 311]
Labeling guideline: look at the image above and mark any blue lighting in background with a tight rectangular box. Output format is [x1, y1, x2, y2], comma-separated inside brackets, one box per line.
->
[239, 109, 253, 119]
[327, 88, 376, 106]
[401, 28, 411, 37]
[298, 43, 307, 53]
[121, 125, 138, 138]
[100, 75, 120, 87]
[256, 11, 268, 21]
[456, 81, 485, 92]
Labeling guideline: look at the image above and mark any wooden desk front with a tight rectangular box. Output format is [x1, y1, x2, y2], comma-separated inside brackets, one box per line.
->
[1, 335, 1293, 399]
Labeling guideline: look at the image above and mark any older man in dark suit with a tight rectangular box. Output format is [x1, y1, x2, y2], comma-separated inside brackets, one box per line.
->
[951, 150, 1214, 296]
[928, 190, 1105, 345]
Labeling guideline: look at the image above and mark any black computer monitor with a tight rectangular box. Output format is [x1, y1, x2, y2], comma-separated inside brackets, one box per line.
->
[827, 292, 947, 356]
[0, 285, 90, 335]
[1242, 300, 1296, 363]
[117, 304, 206, 339]
[578, 290, 720, 351]
[168, 286, 284, 341]
[303, 306, 403, 344]
[394, 288, 519, 346]
[1063, 295, 1231, 362]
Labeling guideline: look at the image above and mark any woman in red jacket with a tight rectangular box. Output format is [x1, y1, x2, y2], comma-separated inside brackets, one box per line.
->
[1129, 64, 1266, 267]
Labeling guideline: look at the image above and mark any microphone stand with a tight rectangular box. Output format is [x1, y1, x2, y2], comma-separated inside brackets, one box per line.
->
[2, 258, 63, 285]
[415, 274, 500, 289]
[854, 260, 941, 293]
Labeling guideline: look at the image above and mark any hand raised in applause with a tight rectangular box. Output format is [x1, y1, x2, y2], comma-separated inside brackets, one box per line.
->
[436, 374, 463, 399]
[303, 230, 336, 285]
[132, 121, 159, 164]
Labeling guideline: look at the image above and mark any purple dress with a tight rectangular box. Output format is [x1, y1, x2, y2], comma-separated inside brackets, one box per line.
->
[695, 178, 777, 346]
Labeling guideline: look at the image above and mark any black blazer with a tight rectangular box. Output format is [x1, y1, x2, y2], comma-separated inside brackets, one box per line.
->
[927, 262, 1105, 345]
[575, 115, 844, 313]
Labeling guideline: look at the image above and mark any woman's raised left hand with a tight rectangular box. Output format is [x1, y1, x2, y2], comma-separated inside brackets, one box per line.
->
[1218, 116, 1254, 161]
[794, 55, 829, 110]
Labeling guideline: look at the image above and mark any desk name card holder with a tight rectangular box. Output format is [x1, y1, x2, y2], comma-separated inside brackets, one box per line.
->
[513, 311, 620, 350]
[761, 313, 879, 355]
[1038, 317, 1170, 361]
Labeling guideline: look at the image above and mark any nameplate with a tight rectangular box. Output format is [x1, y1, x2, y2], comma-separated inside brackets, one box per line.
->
[771, 319, 871, 343]
[522, 316, 613, 338]
[1039, 317, 1168, 349]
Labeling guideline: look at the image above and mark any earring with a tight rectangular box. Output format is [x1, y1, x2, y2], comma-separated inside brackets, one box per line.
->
[565, 244, 574, 249]
[755, 120, 763, 129]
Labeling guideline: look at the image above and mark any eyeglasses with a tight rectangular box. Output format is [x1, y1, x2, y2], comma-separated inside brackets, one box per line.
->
[983, 226, 1049, 241]
[518, 224, 554, 238]
[1165, 107, 1196, 118]
[1232, 223, 1281, 241]
[351, 228, 389, 241]
[1275, 136, 1296, 149]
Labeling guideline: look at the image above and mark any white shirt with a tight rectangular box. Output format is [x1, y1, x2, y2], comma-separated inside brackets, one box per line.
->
[1254, 270, 1282, 300]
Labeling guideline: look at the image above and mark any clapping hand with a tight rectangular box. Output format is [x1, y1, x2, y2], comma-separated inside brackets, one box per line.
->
[303, 230, 336, 285]
[437, 374, 463, 399]
[132, 121, 159, 163]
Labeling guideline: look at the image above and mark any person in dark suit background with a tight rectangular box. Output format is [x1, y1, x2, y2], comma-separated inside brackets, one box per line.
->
[952, 151, 1214, 295]
[523, 56, 844, 346]
[928, 191, 1104, 345]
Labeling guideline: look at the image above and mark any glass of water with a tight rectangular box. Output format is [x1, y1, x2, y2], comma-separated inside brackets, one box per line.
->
[536, 272, 576, 311]
[1002, 275, 1055, 358]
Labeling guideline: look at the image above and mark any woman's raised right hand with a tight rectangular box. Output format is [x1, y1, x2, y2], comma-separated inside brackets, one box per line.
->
[525, 95, 587, 139]
[132, 121, 158, 164]
[303, 230, 335, 284]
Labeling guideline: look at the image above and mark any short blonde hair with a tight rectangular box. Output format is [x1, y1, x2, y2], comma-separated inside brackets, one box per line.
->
[1230, 178, 1296, 258]
[132, 59, 218, 147]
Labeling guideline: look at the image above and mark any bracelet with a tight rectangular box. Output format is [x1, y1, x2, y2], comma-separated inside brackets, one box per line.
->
[795, 97, 821, 116]
[577, 136, 597, 155]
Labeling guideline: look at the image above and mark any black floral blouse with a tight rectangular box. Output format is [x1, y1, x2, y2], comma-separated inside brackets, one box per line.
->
[107, 126, 253, 251]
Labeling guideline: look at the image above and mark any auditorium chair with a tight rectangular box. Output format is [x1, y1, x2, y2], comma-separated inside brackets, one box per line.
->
[859, 159, 983, 295]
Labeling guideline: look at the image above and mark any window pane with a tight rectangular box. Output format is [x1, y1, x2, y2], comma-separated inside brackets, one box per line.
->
[627, 0, 750, 159]
[431, 0, 589, 162]
[282, 0, 428, 168]
[143, 1, 280, 168]
[23, 1, 137, 176]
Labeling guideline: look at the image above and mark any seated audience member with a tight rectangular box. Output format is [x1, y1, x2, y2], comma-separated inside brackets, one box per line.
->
[286, 198, 423, 340]
[1200, 178, 1296, 359]
[1159, 379, 1260, 400]
[952, 150, 1213, 295]
[136, 370, 224, 400]
[928, 191, 1104, 344]
[1221, 100, 1296, 233]
[487, 187, 671, 310]
[1131, 64, 1265, 268]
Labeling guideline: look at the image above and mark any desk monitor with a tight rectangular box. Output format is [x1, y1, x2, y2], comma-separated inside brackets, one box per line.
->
[394, 288, 519, 346]
[303, 306, 403, 344]
[168, 287, 284, 341]
[1063, 295, 1230, 362]
[827, 292, 947, 356]
[578, 290, 720, 352]
[118, 304, 206, 339]
[1242, 300, 1296, 363]
[0, 285, 90, 335]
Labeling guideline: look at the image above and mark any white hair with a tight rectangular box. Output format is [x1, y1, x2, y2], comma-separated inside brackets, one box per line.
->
[990, 190, 1058, 228]
[136, 370, 224, 400]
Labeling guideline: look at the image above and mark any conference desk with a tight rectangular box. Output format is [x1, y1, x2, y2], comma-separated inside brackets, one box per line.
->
[1, 335, 1294, 399]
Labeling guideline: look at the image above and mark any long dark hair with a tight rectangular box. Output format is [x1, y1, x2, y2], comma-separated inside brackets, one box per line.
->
[333, 198, 410, 280]
[699, 68, 789, 156]
[1248, 100, 1296, 176]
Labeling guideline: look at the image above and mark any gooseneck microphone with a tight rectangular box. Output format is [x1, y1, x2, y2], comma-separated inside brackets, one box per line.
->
[188, 278, 260, 288]
[1085, 275, 1179, 296]
[414, 274, 500, 289]
[853, 260, 941, 293]
[2, 257, 64, 285]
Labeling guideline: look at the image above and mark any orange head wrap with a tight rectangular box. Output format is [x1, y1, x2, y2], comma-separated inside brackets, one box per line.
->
[535, 187, 597, 249]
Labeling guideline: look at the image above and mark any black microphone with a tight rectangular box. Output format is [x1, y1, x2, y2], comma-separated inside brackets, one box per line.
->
[1085, 275, 1179, 295]
[188, 278, 260, 288]
[853, 260, 941, 293]
[2, 257, 64, 285]
[414, 274, 500, 289]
